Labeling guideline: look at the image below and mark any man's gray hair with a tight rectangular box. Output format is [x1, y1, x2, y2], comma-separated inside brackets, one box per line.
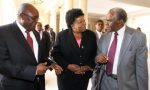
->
[109, 7, 127, 23]
[17, 3, 31, 15]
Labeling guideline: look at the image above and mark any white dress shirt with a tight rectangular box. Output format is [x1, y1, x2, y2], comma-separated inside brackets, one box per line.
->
[16, 21, 39, 62]
[38, 31, 43, 40]
[107, 25, 126, 75]
[96, 30, 102, 39]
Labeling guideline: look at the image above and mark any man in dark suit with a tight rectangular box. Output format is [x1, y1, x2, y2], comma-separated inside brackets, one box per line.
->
[93, 7, 148, 90]
[0, 3, 54, 90]
[35, 22, 51, 59]
[35, 22, 63, 75]
[94, 19, 104, 44]
[44, 24, 56, 52]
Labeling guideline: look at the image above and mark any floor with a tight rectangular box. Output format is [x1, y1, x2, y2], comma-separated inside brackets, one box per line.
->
[45, 70, 92, 90]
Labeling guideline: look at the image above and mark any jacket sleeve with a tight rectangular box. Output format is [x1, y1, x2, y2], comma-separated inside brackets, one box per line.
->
[51, 33, 69, 69]
[136, 33, 148, 90]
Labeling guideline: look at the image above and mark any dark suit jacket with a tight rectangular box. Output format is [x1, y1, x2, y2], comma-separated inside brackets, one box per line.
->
[50, 30, 55, 44]
[0, 22, 45, 90]
[40, 31, 50, 59]
[40, 31, 54, 65]
[47, 30, 55, 50]
[51, 29, 97, 78]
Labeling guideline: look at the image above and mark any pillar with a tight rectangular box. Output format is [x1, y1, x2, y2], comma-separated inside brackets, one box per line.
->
[78, 0, 88, 28]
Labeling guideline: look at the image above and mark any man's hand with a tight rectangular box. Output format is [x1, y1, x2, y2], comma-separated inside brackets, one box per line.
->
[96, 53, 108, 64]
[50, 63, 63, 75]
[36, 62, 48, 75]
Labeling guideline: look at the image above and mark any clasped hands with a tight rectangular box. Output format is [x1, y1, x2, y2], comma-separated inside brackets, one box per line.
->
[36, 62, 63, 75]
[67, 64, 91, 75]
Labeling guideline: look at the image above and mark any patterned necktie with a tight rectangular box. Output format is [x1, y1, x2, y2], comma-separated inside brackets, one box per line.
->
[106, 32, 118, 75]
[25, 31, 34, 52]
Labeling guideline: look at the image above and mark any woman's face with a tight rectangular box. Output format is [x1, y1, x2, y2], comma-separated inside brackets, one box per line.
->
[71, 16, 86, 33]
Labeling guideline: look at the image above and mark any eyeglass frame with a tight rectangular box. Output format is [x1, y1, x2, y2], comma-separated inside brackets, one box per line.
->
[22, 13, 39, 21]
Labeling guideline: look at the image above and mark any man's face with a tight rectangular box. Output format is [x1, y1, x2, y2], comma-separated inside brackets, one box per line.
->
[95, 22, 104, 32]
[105, 12, 118, 32]
[20, 9, 39, 31]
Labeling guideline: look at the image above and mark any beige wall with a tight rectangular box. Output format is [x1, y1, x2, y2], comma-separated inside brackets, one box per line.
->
[88, 18, 97, 31]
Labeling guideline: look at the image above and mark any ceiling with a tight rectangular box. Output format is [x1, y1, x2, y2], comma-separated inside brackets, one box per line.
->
[28, 0, 150, 18]
[88, 0, 150, 18]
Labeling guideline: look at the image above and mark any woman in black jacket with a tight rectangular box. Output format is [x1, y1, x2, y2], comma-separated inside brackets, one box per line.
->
[51, 8, 97, 90]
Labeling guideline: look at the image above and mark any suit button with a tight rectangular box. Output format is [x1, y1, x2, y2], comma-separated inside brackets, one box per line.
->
[80, 63, 82, 65]
[81, 46, 84, 49]
[80, 55, 82, 57]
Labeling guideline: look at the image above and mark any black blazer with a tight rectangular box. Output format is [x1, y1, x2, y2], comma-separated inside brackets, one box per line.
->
[46, 30, 56, 50]
[51, 29, 97, 78]
[0, 22, 45, 90]
[40, 31, 50, 59]
[40, 31, 54, 65]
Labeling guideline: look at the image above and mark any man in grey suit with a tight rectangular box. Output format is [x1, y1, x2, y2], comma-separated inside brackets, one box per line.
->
[94, 7, 148, 90]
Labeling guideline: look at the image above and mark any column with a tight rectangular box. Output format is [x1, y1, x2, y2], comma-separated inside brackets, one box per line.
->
[50, 8, 57, 33]
[61, 0, 73, 30]
[78, 0, 88, 28]
[0, 0, 3, 25]
[1, 0, 17, 25]
[64, 0, 73, 11]
[59, 6, 65, 31]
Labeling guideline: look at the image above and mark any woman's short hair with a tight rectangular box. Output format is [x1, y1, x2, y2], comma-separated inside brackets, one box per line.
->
[65, 8, 84, 29]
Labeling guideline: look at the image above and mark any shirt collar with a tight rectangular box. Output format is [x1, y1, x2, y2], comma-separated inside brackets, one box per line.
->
[116, 25, 126, 35]
[96, 30, 102, 34]
[16, 21, 26, 33]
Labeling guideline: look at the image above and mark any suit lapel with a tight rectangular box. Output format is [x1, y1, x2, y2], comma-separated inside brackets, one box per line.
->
[11, 22, 36, 61]
[118, 26, 134, 65]
[80, 31, 89, 54]
[103, 32, 112, 54]
[33, 30, 40, 44]
[68, 29, 81, 54]
[98, 32, 112, 69]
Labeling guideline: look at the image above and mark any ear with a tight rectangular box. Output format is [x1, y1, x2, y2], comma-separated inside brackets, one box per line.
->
[120, 19, 124, 23]
[71, 24, 74, 29]
[117, 19, 124, 25]
[20, 13, 27, 21]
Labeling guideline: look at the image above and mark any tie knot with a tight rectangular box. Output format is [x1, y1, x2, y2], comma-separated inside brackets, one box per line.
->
[114, 32, 118, 36]
[25, 30, 30, 34]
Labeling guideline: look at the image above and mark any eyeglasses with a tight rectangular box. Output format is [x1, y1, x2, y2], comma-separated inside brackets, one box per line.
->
[22, 13, 39, 21]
